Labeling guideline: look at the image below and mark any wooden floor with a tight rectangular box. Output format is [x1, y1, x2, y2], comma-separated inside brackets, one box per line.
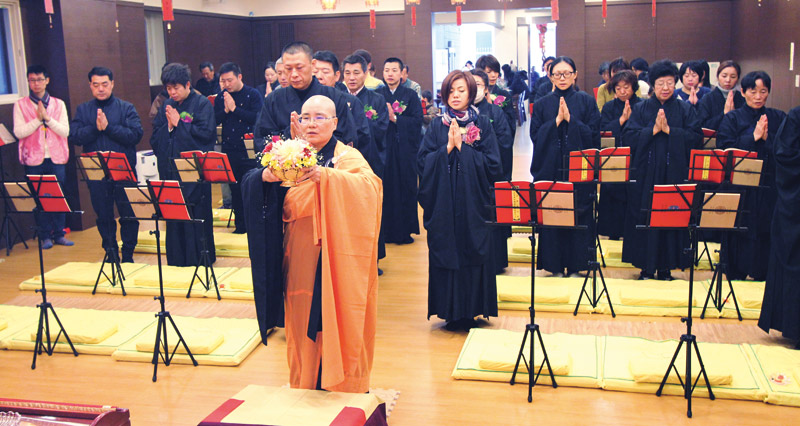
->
[0, 211, 798, 425]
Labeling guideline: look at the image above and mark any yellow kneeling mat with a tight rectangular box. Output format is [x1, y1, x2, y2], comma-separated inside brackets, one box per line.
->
[29, 321, 118, 345]
[510, 237, 532, 255]
[618, 285, 696, 308]
[745, 343, 800, 407]
[128, 265, 236, 289]
[135, 326, 224, 355]
[0, 319, 6, 331]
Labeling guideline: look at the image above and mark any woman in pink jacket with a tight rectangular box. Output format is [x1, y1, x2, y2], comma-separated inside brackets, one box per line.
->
[13, 65, 72, 249]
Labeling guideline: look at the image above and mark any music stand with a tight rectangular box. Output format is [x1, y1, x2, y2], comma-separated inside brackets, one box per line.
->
[77, 152, 137, 295]
[567, 147, 633, 316]
[638, 183, 716, 418]
[22, 175, 81, 369]
[123, 181, 198, 382]
[0, 143, 29, 255]
[174, 151, 236, 300]
[491, 181, 588, 402]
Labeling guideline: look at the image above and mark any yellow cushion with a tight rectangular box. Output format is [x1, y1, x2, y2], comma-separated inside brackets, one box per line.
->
[628, 350, 733, 386]
[478, 339, 572, 375]
[135, 326, 224, 355]
[619, 286, 696, 307]
[746, 344, 800, 407]
[29, 320, 118, 345]
[130, 265, 235, 289]
[213, 233, 249, 251]
[496, 276, 570, 304]
[0, 319, 7, 331]
[224, 267, 253, 291]
[510, 237, 532, 255]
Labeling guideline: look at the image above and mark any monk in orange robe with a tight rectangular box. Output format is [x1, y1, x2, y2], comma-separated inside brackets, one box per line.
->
[242, 95, 382, 393]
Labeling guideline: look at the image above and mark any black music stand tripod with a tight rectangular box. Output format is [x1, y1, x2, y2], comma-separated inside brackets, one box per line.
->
[124, 182, 198, 382]
[0, 148, 28, 255]
[492, 182, 570, 402]
[21, 175, 81, 369]
[77, 152, 129, 295]
[639, 184, 715, 417]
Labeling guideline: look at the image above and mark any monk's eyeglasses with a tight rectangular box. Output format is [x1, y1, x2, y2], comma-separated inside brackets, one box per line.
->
[298, 115, 336, 124]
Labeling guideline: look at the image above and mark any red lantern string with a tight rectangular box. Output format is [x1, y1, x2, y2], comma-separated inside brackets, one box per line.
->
[456, 5, 462, 26]
[44, 0, 54, 28]
[551, 0, 559, 22]
[162, 0, 174, 22]
[411, 6, 417, 27]
[602, 0, 607, 26]
[370, 9, 376, 29]
[652, 0, 656, 19]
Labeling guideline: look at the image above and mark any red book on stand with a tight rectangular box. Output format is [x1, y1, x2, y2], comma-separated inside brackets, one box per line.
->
[100, 151, 136, 182]
[689, 148, 757, 183]
[569, 147, 631, 182]
[649, 184, 696, 227]
[150, 180, 190, 220]
[494, 181, 531, 224]
[28, 175, 70, 212]
[534, 181, 574, 226]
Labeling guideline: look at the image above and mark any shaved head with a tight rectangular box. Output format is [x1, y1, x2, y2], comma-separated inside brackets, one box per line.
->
[302, 95, 336, 116]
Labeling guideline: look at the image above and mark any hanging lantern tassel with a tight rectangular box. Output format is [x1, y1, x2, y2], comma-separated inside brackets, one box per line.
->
[411, 6, 417, 27]
[551, 0, 559, 22]
[602, 0, 607, 26]
[370, 9, 376, 36]
[456, 6, 462, 26]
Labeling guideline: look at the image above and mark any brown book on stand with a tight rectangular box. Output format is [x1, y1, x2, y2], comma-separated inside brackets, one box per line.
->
[174, 158, 201, 182]
[124, 186, 156, 219]
[534, 181, 575, 227]
[600, 131, 615, 148]
[4, 182, 36, 212]
[731, 158, 763, 187]
[78, 154, 106, 181]
[699, 192, 740, 229]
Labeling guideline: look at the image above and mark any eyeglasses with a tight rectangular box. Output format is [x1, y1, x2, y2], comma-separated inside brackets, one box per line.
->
[551, 71, 575, 80]
[298, 115, 336, 124]
[654, 80, 676, 89]
[28, 78, 46, 83]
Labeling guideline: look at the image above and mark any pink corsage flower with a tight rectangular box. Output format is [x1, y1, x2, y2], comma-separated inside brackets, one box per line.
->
[462, 122, 481, 145]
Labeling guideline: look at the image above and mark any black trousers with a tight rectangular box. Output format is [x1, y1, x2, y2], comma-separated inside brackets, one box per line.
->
[225, 151, 258, 232]
[88, 180, 139, 257]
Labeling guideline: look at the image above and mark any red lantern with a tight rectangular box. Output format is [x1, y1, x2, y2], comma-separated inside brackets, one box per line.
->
[370, 9, 376, 29]
[551, 0, 559, 22]
[602, 0, 607, 25]
[652, 0, 656, 18]
[162, 0, 174, 22]
[452, 0, 465, 26]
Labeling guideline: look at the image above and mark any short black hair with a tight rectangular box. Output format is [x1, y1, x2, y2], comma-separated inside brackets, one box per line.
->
[161, 63, 192, 86]
[313, 50, 340, 73]
[27, 64, 49, 79]
[741, 70, 771, 92]
[88, 66, 113, 81]
[404, 64, 410, 72]
[199, 62, 213, 72]
[608, 57, 631, 75]
[342, 54, 367, 72]
[476, 55, 501, 73]
[697, 60, 711, 87]
[421, 90, 433, 102]
[543, 56, 556, 67]
[608, 70, 639, 94]
[598, 61, 610, 76]
[551, 56, 578, 74]
[384, 57, 404, 70]
[631, 58, 649, 72]
[679, 61, 705, 84]
[353, 49, 373, 65]
[263, 61, 276, 73]
[648, 59, 679, 87]
[469, 69, 489, 87]
[218, 62, 241, 77]
[282, 41, 313, 60]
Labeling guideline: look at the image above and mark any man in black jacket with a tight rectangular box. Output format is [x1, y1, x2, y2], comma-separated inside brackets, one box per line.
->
[214, 62, 263, 233]
[69, 66, 143, 262]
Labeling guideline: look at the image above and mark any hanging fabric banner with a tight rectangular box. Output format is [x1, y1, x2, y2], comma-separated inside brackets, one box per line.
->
[412, 6, 417, 26]
[652, 0, 656, 18]
[162, 0, 174, 22]
[551, 0, 559, 21]
[456, 6, 462, 26]
[370, 9, 376, 29]
[44, 0, 54, 14]
[602, 0, 607, 22]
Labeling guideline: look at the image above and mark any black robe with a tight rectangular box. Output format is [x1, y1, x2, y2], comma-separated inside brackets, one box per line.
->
[354, 87, 389, 178]
[697, 87, 745, 131]
[376, 84, 423, 243]
[253, 77, 357, 145]
[621, 96, 702, 272]
[533, 78, 553, 102]
[476, 98, 513, 273]
[597, 97, 641, 239]
[759, 106, 800, 340]
[530, 87, 600, 274]
[418, 115, 503, 322]
[150, 91, 217, 266]
[340, 91, 374, 171]
[490, 85, 517, 140]
[716, 104, 786, 280]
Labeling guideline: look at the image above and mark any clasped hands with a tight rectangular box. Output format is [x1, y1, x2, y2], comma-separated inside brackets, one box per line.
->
[753, 114, 768, 141]
[223, 91, 236, 113]
[36, 101, 51, 124]
[446, 119, 462, 153]
[96, 109, 109, 131]
[652, 109, 671, 135]
[555, 97, 571, 127]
